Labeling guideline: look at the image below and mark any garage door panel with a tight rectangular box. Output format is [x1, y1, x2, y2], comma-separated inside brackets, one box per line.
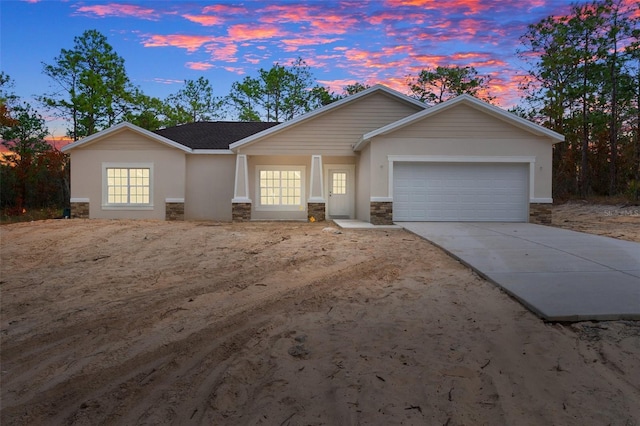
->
[393, 162, 528, 222]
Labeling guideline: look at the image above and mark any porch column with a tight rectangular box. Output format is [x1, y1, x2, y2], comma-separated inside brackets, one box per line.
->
[307, 154, 325, 222]
[232, 154, 251, 221]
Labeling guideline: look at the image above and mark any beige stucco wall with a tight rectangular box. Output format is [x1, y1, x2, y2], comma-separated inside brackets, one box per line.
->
[238, 92, 423, 156]
[367, 104, 555, 201]
[69, 129, 186, 220]
[185, 154, 235, 221]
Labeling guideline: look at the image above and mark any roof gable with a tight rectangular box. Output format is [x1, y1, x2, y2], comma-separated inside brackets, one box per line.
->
[229, 84, 427, 151]
[61, 122, 191, 153]
[356, 94, 564, 150]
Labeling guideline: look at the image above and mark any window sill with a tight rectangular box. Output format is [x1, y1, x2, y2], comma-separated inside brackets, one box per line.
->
[102, 205, 154, 211]
[255, 205, 305, 212]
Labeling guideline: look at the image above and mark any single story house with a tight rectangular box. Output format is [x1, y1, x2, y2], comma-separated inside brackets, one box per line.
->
[61, 85, 564, 224]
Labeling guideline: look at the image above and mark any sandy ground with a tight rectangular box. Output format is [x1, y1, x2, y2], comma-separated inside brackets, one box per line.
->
[551, 201, 640, 242]
[1, 205, 639, 425]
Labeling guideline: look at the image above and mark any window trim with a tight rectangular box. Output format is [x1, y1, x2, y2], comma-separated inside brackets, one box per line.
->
[255, 165, 306, 211]
[102, 162, 154, 210]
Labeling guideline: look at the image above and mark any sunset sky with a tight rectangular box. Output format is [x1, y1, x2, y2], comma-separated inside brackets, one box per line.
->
[0, 0, 622, 141]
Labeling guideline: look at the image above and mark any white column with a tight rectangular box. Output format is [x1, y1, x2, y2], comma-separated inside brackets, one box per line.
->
[232, 154, 251, 202]
[308, 155, 325, 202]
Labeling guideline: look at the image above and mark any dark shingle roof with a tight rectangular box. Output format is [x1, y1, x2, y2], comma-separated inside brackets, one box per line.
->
[154, 121, 280, 150]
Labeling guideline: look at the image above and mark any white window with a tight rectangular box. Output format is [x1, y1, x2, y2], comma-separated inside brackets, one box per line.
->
[102, 163, 153, 209]
[332, 172, 347, 195]
[256, 166, 305, 211]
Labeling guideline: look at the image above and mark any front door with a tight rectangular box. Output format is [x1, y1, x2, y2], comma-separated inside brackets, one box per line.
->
[327, 168, 353, 218]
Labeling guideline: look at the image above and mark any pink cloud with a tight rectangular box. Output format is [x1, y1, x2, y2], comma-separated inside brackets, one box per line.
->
[379, 76, 411, 94]
[342, 47, 409, 76]
[223, 66, 246, 75]
[317, 79, 376, 94]
[185, 61, 213, 71]
[182, 14, 223, 26]
[227, 24, 283, 41]
[297, 56, 332, 69]
[205, 43, 238, 62]
[142, 34, 215, 52]
[244, 54, 267, 64]
[406, 54, 450, 71]
[202, 4, 248, 15]
[485, 72, 522, 107]
[309, 15, 360, 35]
[525, 0, 547, 11]
[384, 0, 490, 15]
[259, 4, 360, 35]
[281, 36, 341, 49]
[74, 3, 160, 20]
[368, 12, 425, 25]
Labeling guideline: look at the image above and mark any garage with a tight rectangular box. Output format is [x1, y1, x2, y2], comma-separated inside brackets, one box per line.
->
[393, 162, 529, 222]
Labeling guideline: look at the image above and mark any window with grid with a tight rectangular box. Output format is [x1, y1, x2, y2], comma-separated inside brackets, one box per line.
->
[258, 167, 304, 210]
[106, 168, 150, 205]
[332, 172, 347, 195]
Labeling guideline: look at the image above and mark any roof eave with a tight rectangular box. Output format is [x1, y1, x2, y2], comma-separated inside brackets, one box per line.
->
[191, 149, 235, 154]
[61, 122, 193, 153]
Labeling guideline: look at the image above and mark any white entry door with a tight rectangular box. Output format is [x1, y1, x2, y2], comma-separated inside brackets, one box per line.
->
[327, 167, 354, 218]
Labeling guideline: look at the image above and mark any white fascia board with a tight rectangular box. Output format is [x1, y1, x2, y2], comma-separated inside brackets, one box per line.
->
[356, 94, 564, 151]
[229, 84, 427, 151]
[61, 122, 192, 153]
[191, 149, 235, 155]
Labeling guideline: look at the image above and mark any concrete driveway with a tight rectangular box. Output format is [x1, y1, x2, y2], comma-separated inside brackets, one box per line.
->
[400, 222, 640, 322]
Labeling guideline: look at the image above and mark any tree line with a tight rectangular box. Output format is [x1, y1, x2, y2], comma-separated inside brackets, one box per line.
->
[518, 0, 639, 199]
[1, 0, 639, 216]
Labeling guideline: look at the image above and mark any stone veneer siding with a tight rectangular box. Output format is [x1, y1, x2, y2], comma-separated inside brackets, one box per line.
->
[529, 203, 552, 224]
[370, 201, 393, 225]
[307, 202, 326, 222]
[165, 202, 185, 221]
[232, 203, 252, 222]
[71, 202, 90, 219]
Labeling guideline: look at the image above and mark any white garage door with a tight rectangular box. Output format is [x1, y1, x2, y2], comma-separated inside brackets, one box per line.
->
[393, 162, 529, 222]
